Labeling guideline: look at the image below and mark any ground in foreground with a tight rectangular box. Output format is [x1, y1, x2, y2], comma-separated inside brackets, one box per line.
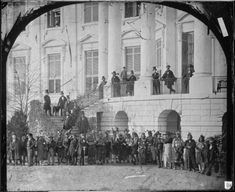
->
[7, 165, 225, 191]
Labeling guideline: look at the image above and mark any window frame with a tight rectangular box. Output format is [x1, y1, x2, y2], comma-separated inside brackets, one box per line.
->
[48, 53, 61, 94]
[47, 8, 61, 29]
[125, 45, 141, 78]
[83, 2, 99, 24]
[85, 50, 99, 92]
[124, 2, 141, 18]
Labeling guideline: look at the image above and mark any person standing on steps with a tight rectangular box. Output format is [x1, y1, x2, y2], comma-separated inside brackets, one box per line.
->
[43, 89, 52, 116]
[57, 91, 67, 116]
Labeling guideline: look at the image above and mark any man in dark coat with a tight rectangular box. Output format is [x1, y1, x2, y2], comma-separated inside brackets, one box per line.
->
[87, 131, 96, 165]
[152, 67, 161, 95]
[10, 134, 20, 165]
[182, 64, 194, 93]
[68, 135, 78, 165]
[19, 135, 27, 165]
[76, 111, 90, 137]
[26, 133, 35, 166]
[154, 132, 164, 168]
[56, 132, 64, 165]
[47, 136, 56, 165]
[43, 89, 51, 116]
[146, 131, 155, 164]
[58, 91, 67, 116]
[127, 70, 137, 96]
[111, 71, 121, 97]
[161, 65, 177, 94]
[184, 132, 197, 171]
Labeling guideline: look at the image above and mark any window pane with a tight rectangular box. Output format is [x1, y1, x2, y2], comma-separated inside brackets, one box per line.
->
[134, 54, 140, 72]
[93, 57, 98, 75]
[93, 77, 98, 89]
[86, 77, 92, 91]
[125, 3, 134, 18]
[126, 47, 133, 54]
[56, 79, 61, 93]
[86, 51, 92, 57]
[84, 6, 92, 23]
[49, 80, 54, 93]
[126, 55, 133, 71]
[134, 47, 140, 53]
[93, 4, 98, 22]
[86, 58, 92, 75]
[93, 51, 98, 57]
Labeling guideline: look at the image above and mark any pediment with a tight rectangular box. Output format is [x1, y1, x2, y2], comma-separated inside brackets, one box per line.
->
[122, 30, 140, 39]
[177, 13, 194, 23]
[42, 39, 67, 47]
[12, 42, 31, 51]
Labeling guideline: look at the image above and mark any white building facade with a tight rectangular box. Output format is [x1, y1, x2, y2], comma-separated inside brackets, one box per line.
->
[4, 2, 227, 140]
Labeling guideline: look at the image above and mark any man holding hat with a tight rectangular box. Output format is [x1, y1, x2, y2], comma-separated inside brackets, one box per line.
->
[161, 65, 177, 94]
[152, 67, 161, 95]
[111, 71, 120, 97]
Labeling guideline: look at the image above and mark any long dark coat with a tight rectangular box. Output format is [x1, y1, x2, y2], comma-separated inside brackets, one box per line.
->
[161, 69, 177, 86]
[43, 95, 51, 110]
[76, 117, 90, 135]
[37, 137, 47, 161]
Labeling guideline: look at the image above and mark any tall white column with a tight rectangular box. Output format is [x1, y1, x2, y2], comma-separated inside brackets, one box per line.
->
[190, 19, 212, 95]
[135, 3, 155, 96]
[98, 2, 108, 83]
[108, 2, 122, 80]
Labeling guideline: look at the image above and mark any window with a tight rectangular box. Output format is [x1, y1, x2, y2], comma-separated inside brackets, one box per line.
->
[125, 46, 141, 77]
[182, 32, 194, 76]
[156, 39, 162, 68]
[47, 8, 61, 28]
[48, 53, 61, 93]
[124, 2, 140, 18]
[85, 50, 98, 92]
[13, 57, 26, 95]
[84, 3, 98, 23]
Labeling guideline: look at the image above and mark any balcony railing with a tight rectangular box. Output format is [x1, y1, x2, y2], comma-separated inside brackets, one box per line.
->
[111, 81, 135, 98]
[152, 77, 189, 95]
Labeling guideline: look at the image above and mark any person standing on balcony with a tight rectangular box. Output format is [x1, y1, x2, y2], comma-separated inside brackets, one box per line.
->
[57, 91, 67, 116]
[127, 70, 137, 96]
[43, 89, 51, 116]
[98, 76, 107, 99]
[182, 64, 194, 93]
[120, 67, 128, 96]
[152, 67, 161, 95]
[161, 65, 177, 94]
[111, 71, 120, 97]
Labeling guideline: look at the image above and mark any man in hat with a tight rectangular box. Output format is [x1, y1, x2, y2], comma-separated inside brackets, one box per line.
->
[161, 65, 177, 94]
[47, 136, 56, 165]
[64, 95, 74, 115]
[127, 70, 137, 96]
[152, 67, 161, 95]
[182, 64, 194, 93]
[154, 132, 164, 167]
[26, 133, 35, 166]
[111, 71, 120, 97]
[184, 132, 197, 171]
[57, 91, 67, 116]
[146, 131, 155, 164]
[43, 89, 51, 116]
[172, 131, 184, 169]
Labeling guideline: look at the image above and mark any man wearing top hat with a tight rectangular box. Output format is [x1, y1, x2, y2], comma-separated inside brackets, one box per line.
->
[111, 71, 121, 97]
[152, 67, 161, 95]
[43, 89, 51, 116]
[161, 65, 177, 94]
[57, 91, 67, 116]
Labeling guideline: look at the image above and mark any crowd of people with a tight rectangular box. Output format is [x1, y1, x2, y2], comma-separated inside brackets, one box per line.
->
[7, 128, 224, 177]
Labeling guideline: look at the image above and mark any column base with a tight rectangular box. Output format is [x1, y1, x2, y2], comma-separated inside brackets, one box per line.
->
[134, 77, 153, 97]
[189, 75, 212, 96]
